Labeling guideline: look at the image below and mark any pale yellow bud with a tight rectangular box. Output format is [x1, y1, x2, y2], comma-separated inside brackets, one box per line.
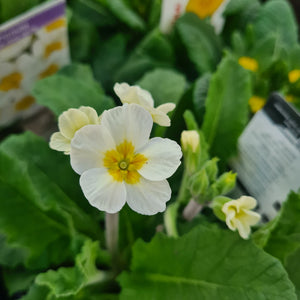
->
[181, 130, 200, 153]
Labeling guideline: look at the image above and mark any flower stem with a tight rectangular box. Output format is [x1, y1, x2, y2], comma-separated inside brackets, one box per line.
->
[164, 202, 179, 238]
[105, 213, 119, 270]
[176, 169, 190, 204]
[182, 199, 203, 221]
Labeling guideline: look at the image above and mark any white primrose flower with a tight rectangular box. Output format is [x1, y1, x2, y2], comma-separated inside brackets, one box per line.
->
[113, 82, 176, 127]
[50, 106, 101, 154]
[222, 196, 261, 239]
[70, 104, 182, 215]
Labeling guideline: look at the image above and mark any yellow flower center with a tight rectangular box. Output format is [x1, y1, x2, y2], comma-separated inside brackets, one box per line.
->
[15, 95, 35, 111]
[248, 96, 266, 113]
[44, 41, 63, 58]
[103, 140, 147, 184]
[238, 57, 259, 72]
[39, 64, 59, 79]
[186, 0, 224, 19]
[45, 18, 66, 32]
[288, 69, 300, 83]
[0, 72, 23, 91]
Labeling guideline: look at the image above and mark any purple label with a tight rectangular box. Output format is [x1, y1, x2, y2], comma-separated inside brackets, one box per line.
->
[0, 0, 65, 50]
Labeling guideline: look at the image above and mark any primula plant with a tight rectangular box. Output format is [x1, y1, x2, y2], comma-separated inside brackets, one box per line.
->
[0, 0, 300, 299]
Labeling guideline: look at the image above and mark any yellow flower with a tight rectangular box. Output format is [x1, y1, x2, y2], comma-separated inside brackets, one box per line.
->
[222, 196, 261, 239]
[288, 69, 300, 83]
[238, 57, 259, 72]
[181, 130, 199, 153]
[49, 106, 101, 154]
[248, 96, 266, 113]
[186, 0, 224, 19]
[70, 104, 182, 215]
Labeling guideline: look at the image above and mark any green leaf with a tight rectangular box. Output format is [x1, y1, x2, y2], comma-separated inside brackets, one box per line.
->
[137, 68, 186, 106]
[176, 13, 222, 74]
[253, 0, 298, 48]
[253, 191, 300, 297]
[33, 64, 114, 117]
[0, 133, 101, 269]
[0, 131, 97, 216]
[192, 73, 211, 125]
[3, 268, 37, 296]
[0, 0, 41, 22]
[93, 34, 127, 90]
[224, 0, 256, 15]
[22, 240, 105, 299]
[286, 247, 300, 298]
[119, 224, 296, 299]
[68, 13, 100, 62]
[0, 150, 73, 269]
[103, 0, 145, 31]
[69, 0, 117, 27]
[115, 29, 174, 83]
[202, 56, 251, 163]
[254, 191, 300, 264]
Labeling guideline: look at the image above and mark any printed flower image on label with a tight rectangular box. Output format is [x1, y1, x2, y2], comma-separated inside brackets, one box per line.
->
[0, 0, 69, 127]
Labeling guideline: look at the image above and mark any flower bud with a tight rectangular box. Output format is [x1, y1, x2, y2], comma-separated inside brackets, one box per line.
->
[202, 157, 219, 183]
[181, 130, 200, 153]
[213, 171, 236, 195]
[188, 169, 209, 202]
[181, 130, 200, 174]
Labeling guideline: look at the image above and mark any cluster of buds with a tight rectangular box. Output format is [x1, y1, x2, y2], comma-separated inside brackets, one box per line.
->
[181, 130, 236, 205]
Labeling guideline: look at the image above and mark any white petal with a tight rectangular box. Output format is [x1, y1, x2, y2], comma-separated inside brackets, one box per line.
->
[80, 168, 126, 213]
[58, 109, 90, 139]
[240, 210, 261, 226]
[101, 104, 153, 149]
[239, 196, 257, 210]
[156, 103, 176, 114]
[151, 109, 172, 127]
[70, 125, 115, 174]
[49, 132, 71, 153]
[138, 137, 182, 181]
[126, 178, 171, 215]
[114, 83, 154, 107]
[79, 106, 100, 124]
[224, 208, 236, 231]
[234, 218, 251, 239]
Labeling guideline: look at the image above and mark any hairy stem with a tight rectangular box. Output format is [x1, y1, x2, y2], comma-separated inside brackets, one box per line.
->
[182, 199, 203, 221]
[105, 212, 119, 270]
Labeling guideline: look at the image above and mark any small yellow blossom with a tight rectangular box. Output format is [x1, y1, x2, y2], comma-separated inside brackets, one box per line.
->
[181, 130, 199, 153]
[285, 95, 295, 103]
[186, 0, 224, 19]
[249, 96, 266, 113]
[222, 196, 261, 239]
[288, 69, 300, 83]
[238, 57, 259, 72]
[50, 106, 101, 154]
